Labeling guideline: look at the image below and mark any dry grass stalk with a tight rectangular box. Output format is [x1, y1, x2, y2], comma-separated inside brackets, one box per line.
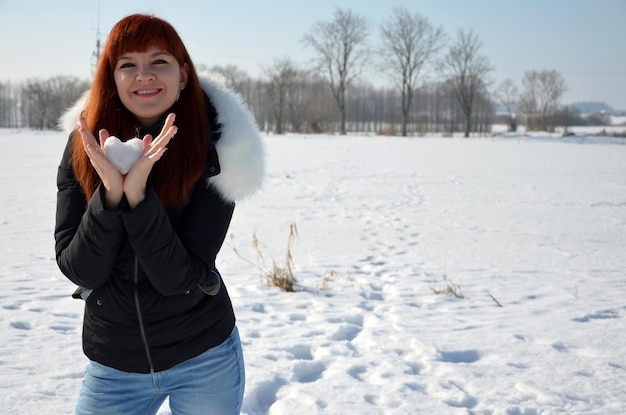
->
[317, 269, 338, 292]
[229, 224, 343, 293]
[229, 224, 299, 292]
[488, 292, 503, 307]
[431, 274, 464, 299]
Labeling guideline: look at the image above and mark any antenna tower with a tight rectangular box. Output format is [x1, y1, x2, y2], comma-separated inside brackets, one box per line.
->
[92, 6, 101, 72]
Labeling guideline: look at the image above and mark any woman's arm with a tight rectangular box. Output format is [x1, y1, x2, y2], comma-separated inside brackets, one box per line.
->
[122, 185, 234, 296]
[54, 134, 126, 288]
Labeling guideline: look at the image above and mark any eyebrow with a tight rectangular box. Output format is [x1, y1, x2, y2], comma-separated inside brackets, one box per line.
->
[118, 50, 172, 60]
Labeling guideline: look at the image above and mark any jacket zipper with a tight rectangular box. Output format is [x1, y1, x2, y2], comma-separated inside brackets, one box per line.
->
[134, 256, 155, 373]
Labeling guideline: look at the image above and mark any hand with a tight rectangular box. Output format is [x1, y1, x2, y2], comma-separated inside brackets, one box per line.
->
[77, 116, 124, 209]
[124, 113, 178, 208]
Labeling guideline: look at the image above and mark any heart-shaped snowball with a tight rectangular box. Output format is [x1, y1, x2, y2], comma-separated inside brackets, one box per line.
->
[103, 136, 144, 174]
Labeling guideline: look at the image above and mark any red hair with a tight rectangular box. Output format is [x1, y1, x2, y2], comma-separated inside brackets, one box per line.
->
[72, 14, 210, 207]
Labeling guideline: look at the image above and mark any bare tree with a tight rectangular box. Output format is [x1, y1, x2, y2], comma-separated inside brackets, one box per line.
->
[437, 29, 493, 137]
[21, 80, 49, 130]
[495, 79, 519, 131]
[297, 74, 336, 134]
[21, 76, 89, 130]
[518, 69, 567, 131]
[206, 64, 250, 90]
[263, 58, 300, 134]
[472, 89, 495, 135]
[245, 79, 272, 132]
[284, 69, 315, 133]
[0, 81, 20, 128]
[379, 6, 446, 136]
[206, 65, 251, 96]
[302, 7, 370, 135]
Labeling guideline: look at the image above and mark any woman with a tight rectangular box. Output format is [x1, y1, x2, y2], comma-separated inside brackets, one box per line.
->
[55, 14, 264, 414]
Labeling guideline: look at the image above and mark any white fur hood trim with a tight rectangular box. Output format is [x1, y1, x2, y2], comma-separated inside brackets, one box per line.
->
[59, 73, 265, 202]
[199, 73, 265, 202]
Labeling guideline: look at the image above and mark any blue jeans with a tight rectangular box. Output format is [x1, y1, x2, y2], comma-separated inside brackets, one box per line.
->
[75, 327, 245, 415]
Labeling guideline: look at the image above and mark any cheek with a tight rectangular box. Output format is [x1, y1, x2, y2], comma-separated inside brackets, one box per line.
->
[113, 74, 134, 108]
[113, 73, 129, 91]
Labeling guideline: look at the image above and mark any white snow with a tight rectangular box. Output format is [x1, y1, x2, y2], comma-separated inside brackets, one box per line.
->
[1, 129, 625, 414]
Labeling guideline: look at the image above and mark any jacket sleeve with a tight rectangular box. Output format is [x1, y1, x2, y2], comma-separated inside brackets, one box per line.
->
[54, 134, 126, 288]
[122, 184, 234, 296]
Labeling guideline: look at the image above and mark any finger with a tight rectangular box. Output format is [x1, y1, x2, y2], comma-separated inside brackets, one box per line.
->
[144, 143, 168, 160]
[146, 128, 177, 159]
[156, 125, 177, 145]
[141, 134, 154, 150]
[151, 113, 177, 145]
[164, 113, 176, 130]
[99, 129, 111, 147]
[151, 124, 176, 143]
[149, 126, 177, 153]
[136, 112, 177, 162]
[147, 147, 168, 161]
[77, 118, 99, 153]
[77, 115, 89, 132]
[77, 116, 92, 141]
[151, 113, 176, 142]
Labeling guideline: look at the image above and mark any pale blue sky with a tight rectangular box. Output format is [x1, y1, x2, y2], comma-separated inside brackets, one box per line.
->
[1, 0, 625, 109]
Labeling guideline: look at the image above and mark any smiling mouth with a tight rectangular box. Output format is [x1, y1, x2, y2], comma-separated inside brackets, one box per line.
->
[135, 89, 161, 96]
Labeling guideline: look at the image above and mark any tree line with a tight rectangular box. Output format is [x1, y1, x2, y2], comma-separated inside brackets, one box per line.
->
[1, 6, 601, 136]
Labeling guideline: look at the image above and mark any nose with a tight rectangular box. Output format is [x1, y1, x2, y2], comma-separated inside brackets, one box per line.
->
[137, 64, 154, 81]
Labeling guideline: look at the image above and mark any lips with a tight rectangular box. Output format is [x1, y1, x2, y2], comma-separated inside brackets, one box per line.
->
[134, 89, 161, 96]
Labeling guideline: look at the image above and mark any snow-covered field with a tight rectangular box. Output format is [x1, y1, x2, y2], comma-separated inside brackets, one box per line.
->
[1, 129, 625, 414]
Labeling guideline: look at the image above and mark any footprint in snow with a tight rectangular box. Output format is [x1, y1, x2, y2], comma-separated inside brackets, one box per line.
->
[404, 362, 421, 375]
[437, 349, 481, 364]
[250, 303, 265, 313]
[442, 380, 478, 409]
[572, 309, 620, 323]
[364, 393, 379, 405]
[49, 325, 76, 334]
[288, 313, 306, 322]
[291, 360, 325, 383]
[343, 314, 363, 327]
[287, 344, 313, 360]
[243, 376, 287, 414]
[348, 364, 367, 381]
[330, 324, 361, 342]
[10, 321, 32, 330]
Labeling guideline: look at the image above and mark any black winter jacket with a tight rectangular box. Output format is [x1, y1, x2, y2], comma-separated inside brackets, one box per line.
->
[54, 75, 264, 373]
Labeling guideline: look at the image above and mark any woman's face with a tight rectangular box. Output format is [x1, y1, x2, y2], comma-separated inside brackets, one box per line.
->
[114, 46, 188, 126]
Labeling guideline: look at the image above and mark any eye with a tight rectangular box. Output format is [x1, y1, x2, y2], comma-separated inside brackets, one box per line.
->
[153, 59, 169, 65]
[118, 62, 135, 69]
